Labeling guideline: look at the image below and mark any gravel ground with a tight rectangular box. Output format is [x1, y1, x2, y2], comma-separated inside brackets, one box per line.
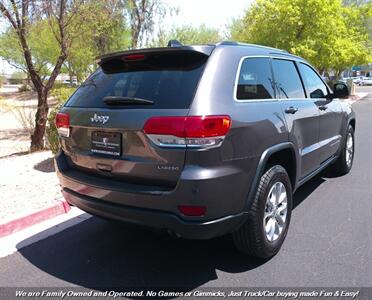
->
[0, 85, 61, 224]
[0, 150, 62, 224]
[0, 85, 33, 157]
[0, 117, 30, 158]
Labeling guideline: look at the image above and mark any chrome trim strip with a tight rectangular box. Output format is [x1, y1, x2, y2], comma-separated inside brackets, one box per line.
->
[233, 55, 322, 103]
[146, 134, 226, 149]
[300, 135, 341, 157]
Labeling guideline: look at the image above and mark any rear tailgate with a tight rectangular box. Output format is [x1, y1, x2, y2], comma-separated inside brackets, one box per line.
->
[58, 47, 212, 189]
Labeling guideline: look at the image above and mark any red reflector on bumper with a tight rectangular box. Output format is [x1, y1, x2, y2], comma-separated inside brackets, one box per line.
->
[178, 205, 206, 217]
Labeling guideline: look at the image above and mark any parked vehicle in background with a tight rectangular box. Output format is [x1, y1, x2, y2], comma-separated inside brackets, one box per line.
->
[54, 41, 356, 258]
[339, 77, 350, 83]
[352, 76, 364, 85]
[359, 77, 372, 86]
[62, 79, 78, 86]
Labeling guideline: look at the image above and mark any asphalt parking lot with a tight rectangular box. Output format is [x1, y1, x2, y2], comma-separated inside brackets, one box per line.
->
[0, 87, 371, 290]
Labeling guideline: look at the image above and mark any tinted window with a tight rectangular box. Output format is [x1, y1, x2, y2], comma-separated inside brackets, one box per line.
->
[272, 59, 305, 99]
[65, 52, 207, 109]
[299, 63, 328, 98]
[236, 58, 275, 100]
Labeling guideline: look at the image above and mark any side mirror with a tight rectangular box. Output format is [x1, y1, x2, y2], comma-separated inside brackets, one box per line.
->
[310, 88, 325, 98]
[332, 82, 349, 99]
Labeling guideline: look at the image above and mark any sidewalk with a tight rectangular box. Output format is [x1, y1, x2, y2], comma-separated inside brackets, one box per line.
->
[347, 92, 368, 104]
[0, 84, 72, 238]
[0, 151, 70, 237]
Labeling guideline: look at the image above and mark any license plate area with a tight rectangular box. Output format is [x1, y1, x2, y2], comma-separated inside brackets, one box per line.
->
[91, 131, 121, 157]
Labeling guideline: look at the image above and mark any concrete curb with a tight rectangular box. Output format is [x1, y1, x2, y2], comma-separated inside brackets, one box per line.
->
[345, 92, 368, 105]
[0, 199, 71, 238]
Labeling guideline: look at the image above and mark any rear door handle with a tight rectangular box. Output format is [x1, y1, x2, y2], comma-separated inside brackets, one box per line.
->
[319, 105, 328, 111]
[284, 106, 298, 114]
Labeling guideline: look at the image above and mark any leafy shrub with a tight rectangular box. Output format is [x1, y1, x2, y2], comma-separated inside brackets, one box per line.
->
[18, 84, 32, 92]
[50, 87, 76, 103]
[46, 106, 62, 154]
[9, 71, 26, 84]
[11, 102, 35, 135]
[46, 87, 76, 154]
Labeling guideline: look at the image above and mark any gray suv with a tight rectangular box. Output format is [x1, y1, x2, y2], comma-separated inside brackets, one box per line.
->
[55, 41, 355, 258]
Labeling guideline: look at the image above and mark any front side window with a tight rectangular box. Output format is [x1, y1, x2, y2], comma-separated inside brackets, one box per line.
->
[298, 63, 328, 98]
[236, 58, 275, 100]
[272, 59, 305, 99]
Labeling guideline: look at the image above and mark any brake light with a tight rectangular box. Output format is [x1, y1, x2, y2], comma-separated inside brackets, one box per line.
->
[123, 54, 145, 61]
[143, 115, 231, 148]
[55, 112, 70, 137]
[178, 205, 206, 217]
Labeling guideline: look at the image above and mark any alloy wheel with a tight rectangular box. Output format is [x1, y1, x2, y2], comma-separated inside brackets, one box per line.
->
[263, 181, 288, 242]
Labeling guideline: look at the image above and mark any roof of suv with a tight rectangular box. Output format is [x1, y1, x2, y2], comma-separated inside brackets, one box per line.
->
[214, 41, 305, 61]
[97, 40, 304, 65]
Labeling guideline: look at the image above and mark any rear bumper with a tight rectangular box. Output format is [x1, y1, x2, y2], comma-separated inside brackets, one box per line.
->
[62, 187, 247, 239]
[55, 150, 254, 239]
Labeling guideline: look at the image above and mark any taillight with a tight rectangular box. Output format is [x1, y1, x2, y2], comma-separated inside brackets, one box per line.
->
[143, 115, 231, 148]
[55, 112, 70, 137]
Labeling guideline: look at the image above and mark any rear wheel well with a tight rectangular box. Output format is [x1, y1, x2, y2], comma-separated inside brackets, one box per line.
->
[266, 148, 296, 190]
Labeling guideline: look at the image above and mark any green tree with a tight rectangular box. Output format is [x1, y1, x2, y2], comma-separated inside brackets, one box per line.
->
[231, 0, 371, 79]
[64, 0, 131, 83]
[126, 0, 173, 48]
[0, 0, 79, 151]
[0, 0, 131, 150]
[0, 19, 60, 80]
[150, 24, 222, 47]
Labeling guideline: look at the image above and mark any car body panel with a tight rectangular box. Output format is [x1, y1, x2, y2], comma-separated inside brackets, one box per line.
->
[59, 107, 189, 187]
[316, 99, 344, 162]
[55, 42, 355, 239]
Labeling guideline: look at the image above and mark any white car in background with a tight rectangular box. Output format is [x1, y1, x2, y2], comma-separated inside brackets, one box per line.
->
[352, 76, 372, 86]
[62, 79, 78, 86]
[360, 77, 372, 86]
[352, 76, 363, 85]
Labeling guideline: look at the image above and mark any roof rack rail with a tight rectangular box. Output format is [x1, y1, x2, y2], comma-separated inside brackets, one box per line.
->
[218, 41, 239, 46]
[218, 41, 288, 53]
[167, 40, 183, 47]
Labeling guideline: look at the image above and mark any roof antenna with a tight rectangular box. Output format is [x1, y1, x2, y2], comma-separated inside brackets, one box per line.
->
[167, 40, 183, 47]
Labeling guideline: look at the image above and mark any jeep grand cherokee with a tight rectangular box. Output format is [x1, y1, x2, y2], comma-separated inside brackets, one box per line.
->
[55, 41, 355, 258]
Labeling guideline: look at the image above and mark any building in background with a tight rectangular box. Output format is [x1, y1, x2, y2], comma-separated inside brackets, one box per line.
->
[343, 63, 372, 78]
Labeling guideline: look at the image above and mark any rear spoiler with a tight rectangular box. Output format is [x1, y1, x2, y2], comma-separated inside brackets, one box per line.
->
[96, 45, 215, 65]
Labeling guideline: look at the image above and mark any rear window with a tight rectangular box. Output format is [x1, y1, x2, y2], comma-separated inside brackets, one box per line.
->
[236, 57, 275, 100]
[65, 51, 207, 109]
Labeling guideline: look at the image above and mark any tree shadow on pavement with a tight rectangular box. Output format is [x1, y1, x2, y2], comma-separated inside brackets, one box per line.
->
[16, 173, 327, 292]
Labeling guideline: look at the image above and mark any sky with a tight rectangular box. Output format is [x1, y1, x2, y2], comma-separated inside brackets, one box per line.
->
[162, 0, 253, 35]
[0, 0, 253, 75]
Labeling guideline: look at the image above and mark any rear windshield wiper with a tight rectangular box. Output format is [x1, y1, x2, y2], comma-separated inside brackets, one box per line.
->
[103, 96, 154, 106]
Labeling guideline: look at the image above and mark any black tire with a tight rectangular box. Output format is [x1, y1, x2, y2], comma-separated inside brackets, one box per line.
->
[233, 165, 292, 258]
[330, 125, 354, 175]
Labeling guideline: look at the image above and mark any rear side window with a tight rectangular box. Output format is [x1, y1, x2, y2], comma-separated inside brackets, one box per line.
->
[298, 63, 328, 98]
[236, 58, 275, 100]
[65, 51, 207, 109]
[272, 59, 305, 99]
